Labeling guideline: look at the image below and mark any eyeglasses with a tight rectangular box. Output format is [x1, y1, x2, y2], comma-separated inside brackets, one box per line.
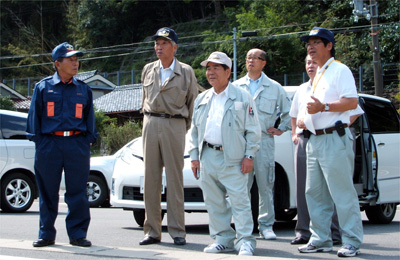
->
[246, 56, 265, 61]
[305, 40, 322, 48]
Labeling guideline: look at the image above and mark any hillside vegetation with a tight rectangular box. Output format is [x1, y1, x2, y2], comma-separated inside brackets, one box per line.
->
[1, 0, 399, 89]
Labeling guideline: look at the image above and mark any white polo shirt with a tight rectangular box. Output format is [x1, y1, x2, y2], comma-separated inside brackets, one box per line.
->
[309, 57, 358, 130]
[289, 80, 312, 134]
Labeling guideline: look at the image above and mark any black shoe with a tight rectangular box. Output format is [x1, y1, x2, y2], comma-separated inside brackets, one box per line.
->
[70, 238, 92, 247]
[291, 237, 309, 245]
[139, 237, 160, 245]
[33, 239, 55, 247]
[333, 240, 342, 246]
[173, 237, 186, 245]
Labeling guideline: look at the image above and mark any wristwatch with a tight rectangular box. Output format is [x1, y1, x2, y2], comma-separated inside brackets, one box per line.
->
[244, 155, 254, 160]
[324, 103, 330, 112]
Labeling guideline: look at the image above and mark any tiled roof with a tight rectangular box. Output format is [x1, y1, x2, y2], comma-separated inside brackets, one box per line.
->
[94, 84, 142, 113]
[75, 70, 98, 81]
[13, 97, 32, 110]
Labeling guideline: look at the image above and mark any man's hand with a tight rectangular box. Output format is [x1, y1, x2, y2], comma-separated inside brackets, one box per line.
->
[292, 133, 299, 145]
[267, 127, 283, 137]
[307, 96, 324, 114]
[241, 158, 253, 174]
[297, 118, 307, 129]
[191, 160, 200, 179]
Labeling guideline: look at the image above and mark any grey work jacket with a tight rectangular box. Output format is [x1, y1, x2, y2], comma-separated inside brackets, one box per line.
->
[189, 83, 261, 165]
[233, 72, 291, 135]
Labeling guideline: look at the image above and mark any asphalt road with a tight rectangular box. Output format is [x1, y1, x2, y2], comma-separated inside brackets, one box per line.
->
[0, 199, 399, 259]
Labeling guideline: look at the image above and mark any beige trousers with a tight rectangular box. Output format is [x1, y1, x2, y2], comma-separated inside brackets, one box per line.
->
[142, 115, 186, 239]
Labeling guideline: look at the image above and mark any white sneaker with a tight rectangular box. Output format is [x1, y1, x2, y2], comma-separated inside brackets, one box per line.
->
[337, 244, 360, 257]
[238, 242, 254, 256]
[203, 243, 234, 253]
[298, 243, 333, 253]
[260, 229, 277, 240]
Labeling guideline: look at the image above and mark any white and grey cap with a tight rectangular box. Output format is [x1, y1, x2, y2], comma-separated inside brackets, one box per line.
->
[200, 51, 232, 69]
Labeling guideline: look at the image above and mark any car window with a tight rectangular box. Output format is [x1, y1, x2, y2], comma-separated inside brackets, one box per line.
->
[361, 97, 400, 134]
[0, 114, 28, 139]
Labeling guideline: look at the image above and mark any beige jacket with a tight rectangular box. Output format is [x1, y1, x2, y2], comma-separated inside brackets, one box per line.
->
[141, 59, 199, 130]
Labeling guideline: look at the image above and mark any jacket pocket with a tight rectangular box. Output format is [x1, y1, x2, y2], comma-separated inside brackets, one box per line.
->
[258, 96, 276, 115]
[75, 103, 83, 119]
[47, 102, 54, 117]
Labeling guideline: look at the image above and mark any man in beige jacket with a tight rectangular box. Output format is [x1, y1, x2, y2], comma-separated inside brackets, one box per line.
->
[139, 27, 199, 246]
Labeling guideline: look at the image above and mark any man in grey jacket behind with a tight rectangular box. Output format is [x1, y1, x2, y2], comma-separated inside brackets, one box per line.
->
[233, 48, 291, 240]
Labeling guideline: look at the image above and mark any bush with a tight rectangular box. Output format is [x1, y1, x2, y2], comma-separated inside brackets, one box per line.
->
[102, 120, 142, 154]
[0, 95, 16, 110]
[91, 111, 117, 155]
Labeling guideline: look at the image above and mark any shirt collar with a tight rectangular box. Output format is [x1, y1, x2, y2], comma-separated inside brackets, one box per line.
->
[160, 58, 176, 71]
[245, 73, 262, 85]
[318, 57, 335, 73]
[52, 72, 75, 85]
[212, 83, 229, 97]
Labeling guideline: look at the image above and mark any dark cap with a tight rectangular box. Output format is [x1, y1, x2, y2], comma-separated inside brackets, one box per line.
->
[52, 42, 83, 61]
[152, 27, 178, 44]
[300, 27, 335, 45]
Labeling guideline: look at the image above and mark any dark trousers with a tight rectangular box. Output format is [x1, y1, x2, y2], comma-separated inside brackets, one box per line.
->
[34, 134, 90, 241]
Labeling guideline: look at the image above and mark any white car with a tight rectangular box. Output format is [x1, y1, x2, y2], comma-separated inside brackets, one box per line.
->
[0, 109, 114, 211]
[0, 109, 36, 213]
[110, 91, 400, 226]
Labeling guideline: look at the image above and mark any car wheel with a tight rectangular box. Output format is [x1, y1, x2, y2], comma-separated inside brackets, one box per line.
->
[365, 203, 397, 224]
[133, 210, 165, 227]
[87, 175, 108, 208]
[275, 208, 297, 221]
[0, 173, 35, 213]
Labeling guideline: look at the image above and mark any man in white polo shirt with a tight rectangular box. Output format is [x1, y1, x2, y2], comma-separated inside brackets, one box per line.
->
[189, 51, 261, 256]
[297, 27, 363, 258]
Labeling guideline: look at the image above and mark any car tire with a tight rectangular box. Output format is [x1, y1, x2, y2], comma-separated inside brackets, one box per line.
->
[133, 210, 165, 227]
[365, 203, 397, 224]
[0, 173, 35, 213]
[87, 175, 108, 208]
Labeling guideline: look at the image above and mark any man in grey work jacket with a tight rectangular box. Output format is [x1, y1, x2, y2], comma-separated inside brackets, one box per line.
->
[189, 51, 261, 256]
[139, 27, 199, 246]
[233, 48, 291, 240]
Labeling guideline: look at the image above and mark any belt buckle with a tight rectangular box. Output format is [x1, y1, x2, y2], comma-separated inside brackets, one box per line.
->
[160, 113, 166, 118]
[64, 131, 70, 136]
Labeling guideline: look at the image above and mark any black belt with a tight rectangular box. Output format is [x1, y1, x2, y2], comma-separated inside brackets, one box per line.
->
[204, 141, 223, 151]
[144, 112, 184, 119]
[314, 124, 348, 136]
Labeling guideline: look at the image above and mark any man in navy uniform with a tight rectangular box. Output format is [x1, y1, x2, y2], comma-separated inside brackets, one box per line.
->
[27, 42, 98, 247]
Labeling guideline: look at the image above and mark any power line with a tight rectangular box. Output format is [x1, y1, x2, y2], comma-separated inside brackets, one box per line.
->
[1, 22, 397, 70]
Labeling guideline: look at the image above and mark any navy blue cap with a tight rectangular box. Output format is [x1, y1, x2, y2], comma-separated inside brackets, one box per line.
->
[300, 27, 335, 45]
[52, 42, 83, 61]
[152, 27, 178, 44]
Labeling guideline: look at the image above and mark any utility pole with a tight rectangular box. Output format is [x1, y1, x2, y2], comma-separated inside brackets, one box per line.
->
[370, 0, 383, 96]
[352, 0, 383, 96]
[233, 27, 237, 81]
